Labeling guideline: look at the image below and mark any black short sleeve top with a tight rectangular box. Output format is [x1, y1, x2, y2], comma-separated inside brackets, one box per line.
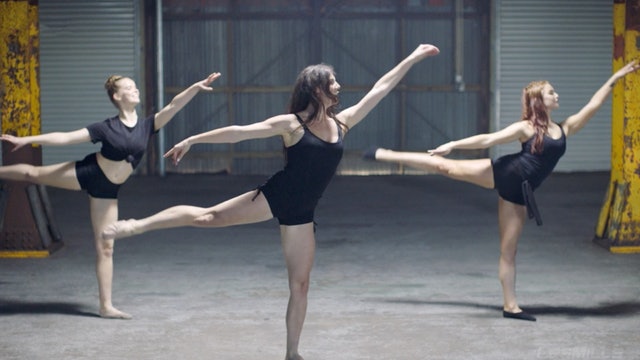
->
[86, 114, 157, 169]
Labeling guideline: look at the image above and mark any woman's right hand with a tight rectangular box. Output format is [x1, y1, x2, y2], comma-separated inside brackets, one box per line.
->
[0, 134, 29, 152]
[196, 72, 222, 92]
[163, 139, 192, 166]
[408, 44, 440, 63]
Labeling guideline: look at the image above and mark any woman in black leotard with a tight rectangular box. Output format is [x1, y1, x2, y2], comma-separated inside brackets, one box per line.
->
[102, 44, 440, 360]
[367, 60, 639, 322]
[0, 72, 221, 319]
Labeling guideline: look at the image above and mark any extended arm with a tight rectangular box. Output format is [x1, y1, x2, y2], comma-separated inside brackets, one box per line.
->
[163, 114, 296, 164]
[428, 121, 530, 156]
[0, 128, 91, 152]
[153, 72, 222, 130]
[562, 60, 639, 136]
[337, 44, 440, 129]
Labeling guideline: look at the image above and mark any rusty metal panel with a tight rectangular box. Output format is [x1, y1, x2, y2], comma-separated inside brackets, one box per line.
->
[595, 0, 640, 251]
[0, 0, 46, 252]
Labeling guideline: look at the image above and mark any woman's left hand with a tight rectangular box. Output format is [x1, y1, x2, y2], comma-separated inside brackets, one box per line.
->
[0, 134, 29, 152]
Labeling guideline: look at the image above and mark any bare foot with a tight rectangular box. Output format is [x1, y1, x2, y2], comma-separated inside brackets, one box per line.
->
[102, 219, 139, 241]
[99, 307, 132, 320]
[503, 305, 522, 313]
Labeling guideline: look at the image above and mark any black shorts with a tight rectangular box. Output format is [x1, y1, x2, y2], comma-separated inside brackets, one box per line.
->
[75, 153, 121, 199]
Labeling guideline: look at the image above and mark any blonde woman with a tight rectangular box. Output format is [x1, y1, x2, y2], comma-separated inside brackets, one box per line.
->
[0, 72, 221, 319]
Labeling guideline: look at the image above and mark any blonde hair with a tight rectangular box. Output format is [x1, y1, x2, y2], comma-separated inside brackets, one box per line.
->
[104, 75, 125, 107]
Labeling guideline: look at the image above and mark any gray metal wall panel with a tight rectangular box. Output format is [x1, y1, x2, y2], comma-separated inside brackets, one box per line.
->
[160, 2, 489, 175]
[495, 0, 613, 171]
[39, 0, 138, 165]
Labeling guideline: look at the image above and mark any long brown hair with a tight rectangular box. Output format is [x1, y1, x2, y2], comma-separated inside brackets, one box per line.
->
[287, 64, 348, 133]
[520, 80, 550, 154]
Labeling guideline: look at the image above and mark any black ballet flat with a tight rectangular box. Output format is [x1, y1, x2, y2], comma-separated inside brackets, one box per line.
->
[503, 310, 537, 322]
[362, 147, 380, 161]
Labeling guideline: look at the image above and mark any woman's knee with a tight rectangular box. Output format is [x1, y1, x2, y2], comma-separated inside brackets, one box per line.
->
[15, 164, 39, 182]
[289, 275, 311, 296]
[96, 241, 115, 258]
[434, 160, 457, 177]
[500, 248, 517, 264]
[290, 282, 310, 298]
[193, 209, 225, 227]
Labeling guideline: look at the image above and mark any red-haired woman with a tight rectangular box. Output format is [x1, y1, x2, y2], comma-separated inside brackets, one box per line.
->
[365, 60, 639, 321]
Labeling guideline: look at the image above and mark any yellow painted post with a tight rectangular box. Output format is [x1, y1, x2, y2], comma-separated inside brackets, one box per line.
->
[594, 0, 640, 253]
[0, 0, 61, 257]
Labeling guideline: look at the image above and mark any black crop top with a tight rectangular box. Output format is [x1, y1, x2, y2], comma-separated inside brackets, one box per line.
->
[86, 114, 157, 169]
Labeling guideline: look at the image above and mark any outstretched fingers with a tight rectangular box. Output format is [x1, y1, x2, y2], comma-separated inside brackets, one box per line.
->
[200, 72, 222, 90]
[0, 134, 26, 152]
[164, 142, 190, 165]
[623, 59, 639, 75]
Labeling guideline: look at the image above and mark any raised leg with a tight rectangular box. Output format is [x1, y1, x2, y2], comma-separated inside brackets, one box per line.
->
[102, 190, 274, 240]
[0, 161, 81, 190]
[372, 148, 495, 189]
[280, 223, 315, 360]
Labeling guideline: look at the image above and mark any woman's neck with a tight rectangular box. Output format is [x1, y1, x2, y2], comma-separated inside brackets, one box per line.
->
[118, 107, 138, 123]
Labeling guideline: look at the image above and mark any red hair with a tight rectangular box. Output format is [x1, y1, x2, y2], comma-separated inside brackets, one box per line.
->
[520, 80, 550, 154]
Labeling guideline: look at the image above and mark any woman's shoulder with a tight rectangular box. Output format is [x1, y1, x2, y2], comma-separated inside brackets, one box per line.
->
[502, 120, 535, 142]
[514, 119, 536, 133]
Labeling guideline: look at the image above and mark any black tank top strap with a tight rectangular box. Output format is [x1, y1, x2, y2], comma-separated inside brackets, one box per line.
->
[294, 113, 305, 127]
[333, 118, 343, 140]
[294, 113, 343, 141]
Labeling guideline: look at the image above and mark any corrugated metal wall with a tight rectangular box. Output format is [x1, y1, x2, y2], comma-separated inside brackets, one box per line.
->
[494, 0, 613, 171]
[30, 0, 615, 174]
[39, 0, 140, 165]
[161, 0, 490, 175]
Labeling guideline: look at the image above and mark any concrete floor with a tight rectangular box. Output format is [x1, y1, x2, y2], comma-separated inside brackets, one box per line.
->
[1, 172, 639, 360]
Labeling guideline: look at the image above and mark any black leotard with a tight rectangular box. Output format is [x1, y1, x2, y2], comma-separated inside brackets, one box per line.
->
[257, 114, 344, 225]
[491, 125, 566, 205]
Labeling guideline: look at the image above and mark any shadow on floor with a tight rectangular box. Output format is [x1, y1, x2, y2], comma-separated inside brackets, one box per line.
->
[0, 299, 98, 318]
